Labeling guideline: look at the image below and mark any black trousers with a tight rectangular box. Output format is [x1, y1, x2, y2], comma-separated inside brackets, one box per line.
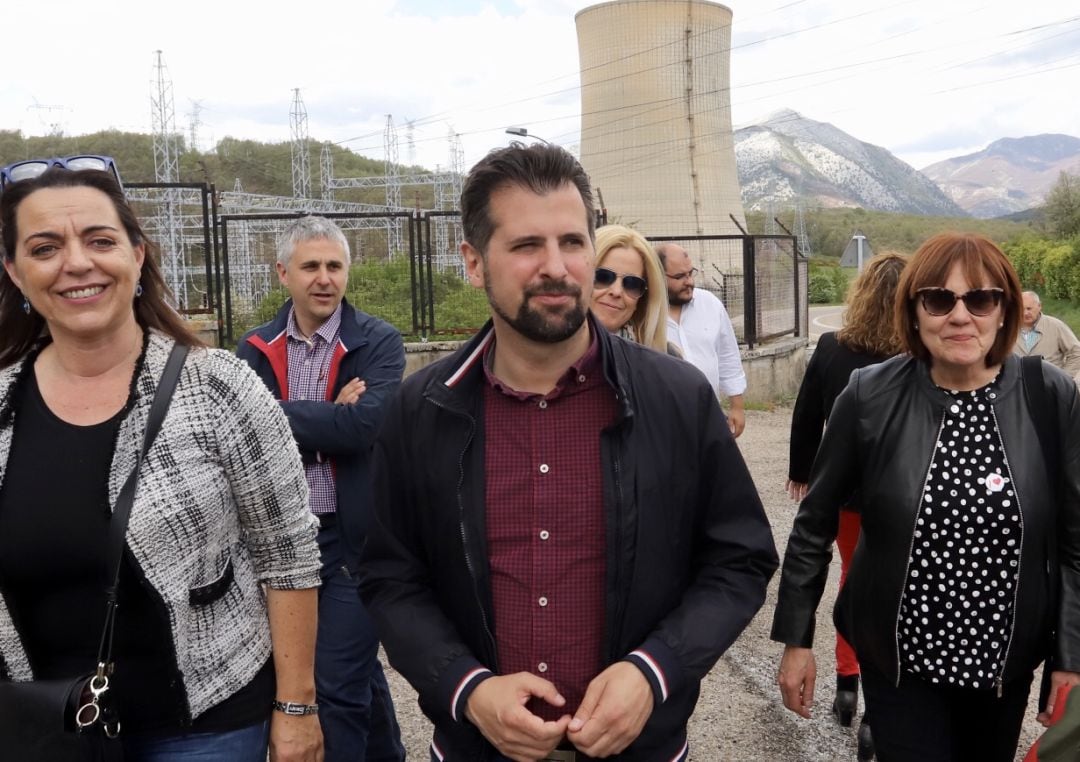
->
[861, 665, 1032, 762]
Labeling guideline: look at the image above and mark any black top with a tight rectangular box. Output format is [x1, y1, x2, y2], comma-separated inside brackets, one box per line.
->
[788, 332, 891, 485]
[0, 369, 272, 735]
[898, 379, 1021, 689]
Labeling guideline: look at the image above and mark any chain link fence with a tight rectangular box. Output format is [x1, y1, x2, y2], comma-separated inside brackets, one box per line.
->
[122, 185, 806, 349]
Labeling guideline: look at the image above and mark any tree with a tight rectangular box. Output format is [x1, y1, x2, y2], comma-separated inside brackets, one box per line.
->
[1044, 171, 1080, 239]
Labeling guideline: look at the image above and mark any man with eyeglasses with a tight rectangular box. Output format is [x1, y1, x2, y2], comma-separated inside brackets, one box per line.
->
[360, 143, 777, 762]
[656, 243, 747, 437]
[1013, 290, 1080, 385]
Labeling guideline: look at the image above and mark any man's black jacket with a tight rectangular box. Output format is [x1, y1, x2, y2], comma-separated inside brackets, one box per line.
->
[360, 318, 778, 760]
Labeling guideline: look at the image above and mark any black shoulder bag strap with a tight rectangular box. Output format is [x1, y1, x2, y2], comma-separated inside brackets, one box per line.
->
[1023, 355, 1061, 488]
[80, 342, 189, 729]
[1022, 355, 1064, 712]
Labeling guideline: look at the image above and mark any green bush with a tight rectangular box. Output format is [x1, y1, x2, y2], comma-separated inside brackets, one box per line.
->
[808, 261, 851, 304]
[235, 257, 490, 342]
[1003, 235, 1080, 301]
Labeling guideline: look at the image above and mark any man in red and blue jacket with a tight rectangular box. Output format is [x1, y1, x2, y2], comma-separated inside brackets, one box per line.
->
[237, 216, 406, 761]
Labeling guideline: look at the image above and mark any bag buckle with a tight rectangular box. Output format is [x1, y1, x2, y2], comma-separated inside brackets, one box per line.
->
[75, 674, 107, 730]
[76, 664, 117, 733]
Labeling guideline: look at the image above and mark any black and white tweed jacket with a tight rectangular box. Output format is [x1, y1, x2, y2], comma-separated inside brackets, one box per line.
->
[0, 331, 321, 719]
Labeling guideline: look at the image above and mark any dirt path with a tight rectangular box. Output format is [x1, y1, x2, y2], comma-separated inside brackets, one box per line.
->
[382, 406, 1046, 760]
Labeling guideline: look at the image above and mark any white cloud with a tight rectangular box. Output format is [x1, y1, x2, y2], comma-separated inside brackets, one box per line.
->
[4, 0, 1077, 177]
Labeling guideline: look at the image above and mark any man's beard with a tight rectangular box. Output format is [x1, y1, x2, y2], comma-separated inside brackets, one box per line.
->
[487, 279, 587, 344]
[668, 287, 693, 307]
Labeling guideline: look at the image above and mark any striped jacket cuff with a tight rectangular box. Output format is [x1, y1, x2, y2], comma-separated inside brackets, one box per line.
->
[448, 663, 494, 722]
[625, 638, 683, 705]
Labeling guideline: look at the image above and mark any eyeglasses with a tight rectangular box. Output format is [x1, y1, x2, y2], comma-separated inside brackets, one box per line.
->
[916, 287, 1004, 317]
[594, 267, 647, 299]
[0, 155, 123, 191]
[665, 267, 697, 282]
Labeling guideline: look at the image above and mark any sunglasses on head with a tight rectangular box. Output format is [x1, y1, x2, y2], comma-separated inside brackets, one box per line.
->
[0, 155, 123, 192]
[916, 287, 1004, 317]
[595, 267, 647, 299]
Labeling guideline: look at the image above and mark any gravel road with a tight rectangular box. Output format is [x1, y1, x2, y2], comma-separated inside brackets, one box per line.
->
[381, 406, 1046, 761]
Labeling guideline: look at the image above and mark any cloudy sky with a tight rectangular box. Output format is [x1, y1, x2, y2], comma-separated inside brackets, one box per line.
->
[4, 0, 1078, 175]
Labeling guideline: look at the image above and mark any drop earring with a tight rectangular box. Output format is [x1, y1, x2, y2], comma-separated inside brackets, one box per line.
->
[21, 296, 31, 315]
[135, 281, 144, 298]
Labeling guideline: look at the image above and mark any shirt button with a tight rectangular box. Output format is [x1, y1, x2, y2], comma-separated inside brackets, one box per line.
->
[539, 596, 548, 607]
[577, 374, 586, 383]
[539, 530, 550, 540]
[539, 464, 550, 474]
[538, 400, 548, 409]
[538, 662, 548, 673]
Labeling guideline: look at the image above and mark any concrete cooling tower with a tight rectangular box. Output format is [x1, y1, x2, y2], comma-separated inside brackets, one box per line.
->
[575, 0, 745, 237]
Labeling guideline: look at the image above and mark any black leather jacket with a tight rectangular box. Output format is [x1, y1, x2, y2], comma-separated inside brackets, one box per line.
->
[772, 354, 1080, 688]
[360, 318, 778, 760]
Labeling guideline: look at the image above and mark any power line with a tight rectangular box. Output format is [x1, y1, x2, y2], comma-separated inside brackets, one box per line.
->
[338, 10, 1080, 163]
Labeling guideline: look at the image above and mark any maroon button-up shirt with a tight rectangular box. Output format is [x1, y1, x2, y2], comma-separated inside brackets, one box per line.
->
[482, 332, 618, 720]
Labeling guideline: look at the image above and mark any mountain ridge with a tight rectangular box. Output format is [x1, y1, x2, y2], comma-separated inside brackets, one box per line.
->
[734, 110, 965, 217]
[921, 134, 1080, 218]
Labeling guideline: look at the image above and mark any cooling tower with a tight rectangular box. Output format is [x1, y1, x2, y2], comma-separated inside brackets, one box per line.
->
[575, 0, 745, 236]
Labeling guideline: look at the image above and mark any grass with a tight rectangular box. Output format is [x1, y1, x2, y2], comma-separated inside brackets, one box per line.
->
[1040, 297, 1080, 335]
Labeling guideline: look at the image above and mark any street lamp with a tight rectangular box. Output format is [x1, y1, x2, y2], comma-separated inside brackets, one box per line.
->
[505, 126, 552, 145]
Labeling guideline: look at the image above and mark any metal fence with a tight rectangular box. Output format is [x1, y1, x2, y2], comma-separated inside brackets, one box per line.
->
[122, 184, 806, 349]
[126, 183, 217, 317]
[646, 234, 806, 348]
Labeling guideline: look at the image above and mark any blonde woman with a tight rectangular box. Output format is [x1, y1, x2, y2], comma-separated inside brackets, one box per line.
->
[591, 225, 669, 352]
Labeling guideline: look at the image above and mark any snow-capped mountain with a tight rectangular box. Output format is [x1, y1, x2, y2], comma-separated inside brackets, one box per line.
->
[734, 109, 966, 216]
[921, 134, 1080, 218]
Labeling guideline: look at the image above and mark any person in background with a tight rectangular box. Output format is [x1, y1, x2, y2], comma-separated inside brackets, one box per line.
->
[657, 242, 747, 437]
[360, 142, 777, 762]
[773, 232, 1080, 762]
[590, 224, 669, 352]
[785, 251, 907, 761]
[237, 216, 406, 762]
[0, 159, 322, 760]
[1013, 290, 1080, 385]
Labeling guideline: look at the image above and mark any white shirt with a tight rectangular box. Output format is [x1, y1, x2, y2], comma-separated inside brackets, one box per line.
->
[666, 288, 747, 398]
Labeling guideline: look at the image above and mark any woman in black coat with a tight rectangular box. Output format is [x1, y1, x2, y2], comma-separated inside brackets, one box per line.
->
[786, 253, 906, 758]
[774, 233, 1080, 762]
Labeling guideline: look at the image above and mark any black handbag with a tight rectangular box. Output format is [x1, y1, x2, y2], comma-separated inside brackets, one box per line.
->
[0, 343, 189, 761]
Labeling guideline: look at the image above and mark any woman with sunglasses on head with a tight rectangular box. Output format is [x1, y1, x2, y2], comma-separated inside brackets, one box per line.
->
[785, 251, 907, 760]
[0, 161, 323, 760]
[772, 232, 1080, 761]
[590, 224, 675, 354]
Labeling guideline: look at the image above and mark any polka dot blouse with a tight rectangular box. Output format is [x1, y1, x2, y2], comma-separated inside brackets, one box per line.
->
[898, 379, 1021, 690]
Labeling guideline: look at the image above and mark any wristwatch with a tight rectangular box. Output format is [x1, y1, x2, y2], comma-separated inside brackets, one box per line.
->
[272, 700, 320, 716]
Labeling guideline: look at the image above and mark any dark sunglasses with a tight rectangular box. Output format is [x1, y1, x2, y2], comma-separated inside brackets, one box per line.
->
[0, 155, 122, 191]
[916, 287, 1004, 317]
[595, 267, 647, 299]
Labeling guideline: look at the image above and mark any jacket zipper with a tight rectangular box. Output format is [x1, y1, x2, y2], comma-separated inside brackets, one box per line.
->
[427, 396, 498, 664]
[990, 404, 1024, 698]
[894, 410, 948, 688]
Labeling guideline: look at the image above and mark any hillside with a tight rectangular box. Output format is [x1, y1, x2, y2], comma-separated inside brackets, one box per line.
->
[0, 129, 432, 207]
[749, 206, 1035, 260]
